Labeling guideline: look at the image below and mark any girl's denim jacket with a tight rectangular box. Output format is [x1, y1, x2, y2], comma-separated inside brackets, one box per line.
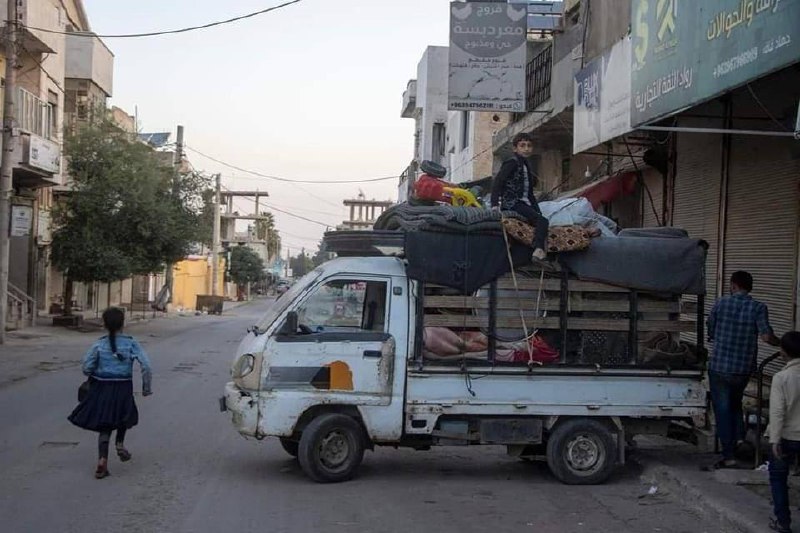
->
[82, 335, 152, 394]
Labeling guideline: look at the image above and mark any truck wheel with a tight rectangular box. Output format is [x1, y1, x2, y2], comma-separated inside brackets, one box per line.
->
[546, 419, 617, 485]
[279, 438, 299, 457]
[298, 413, 366, 483]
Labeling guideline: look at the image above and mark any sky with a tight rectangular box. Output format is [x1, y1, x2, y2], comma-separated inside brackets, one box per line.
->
[82, 0, 452, 256]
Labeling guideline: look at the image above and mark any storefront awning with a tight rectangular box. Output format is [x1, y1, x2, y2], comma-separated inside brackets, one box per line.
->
[557, 172, 638, 210]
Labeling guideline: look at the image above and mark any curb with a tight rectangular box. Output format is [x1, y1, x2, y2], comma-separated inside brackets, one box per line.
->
[640, 458, 774, 533]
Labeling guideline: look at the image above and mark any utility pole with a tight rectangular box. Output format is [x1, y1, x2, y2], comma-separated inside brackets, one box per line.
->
[163, 124, 184, 305]
[0, 0, 19, 344]
[211, 173, 221, 296]
[285, 247, 289, 279]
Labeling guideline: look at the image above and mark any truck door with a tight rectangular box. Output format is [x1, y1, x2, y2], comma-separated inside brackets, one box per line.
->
[270, 277, 395, 403]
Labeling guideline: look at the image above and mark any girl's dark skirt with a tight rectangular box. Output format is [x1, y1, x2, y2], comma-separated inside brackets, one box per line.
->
[68, 378, 139, 432]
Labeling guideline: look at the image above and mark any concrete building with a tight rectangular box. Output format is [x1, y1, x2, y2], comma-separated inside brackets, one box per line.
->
[398, 46, 449, 202]
[338, 192, 393, 230]
[398, 46, 512, 201]
[2, 0, 112, 329]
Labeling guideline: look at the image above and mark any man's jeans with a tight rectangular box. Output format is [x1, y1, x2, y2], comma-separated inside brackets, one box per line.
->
[512, 202, 550, 252]
[709, 371, 750, 460]
[770, 439, 800, 528]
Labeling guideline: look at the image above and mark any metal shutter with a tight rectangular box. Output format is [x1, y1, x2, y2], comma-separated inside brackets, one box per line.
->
[724, 135, 799, 375]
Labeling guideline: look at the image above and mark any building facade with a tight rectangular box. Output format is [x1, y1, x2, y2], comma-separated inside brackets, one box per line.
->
[2, 0, 114, 327]
[398, 45, 512, 201]
[490, 0, 800, 375]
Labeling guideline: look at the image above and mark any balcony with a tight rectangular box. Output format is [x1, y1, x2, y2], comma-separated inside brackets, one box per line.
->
[0, 2, 57, 54]
[6, 88, 61, 187]
[401, 79, 418, 118]
[66, 33, 114, 97]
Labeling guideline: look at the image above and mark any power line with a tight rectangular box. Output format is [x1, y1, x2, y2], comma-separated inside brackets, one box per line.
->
[746, 84, 791, 132]
[262, 203, 332, 228]
[184, 145, 401, 184]
[23, 0, 303, 38]
[226, 173, 344, 209]
[19, 45, 65, 93]
[220, 185, 341, 219]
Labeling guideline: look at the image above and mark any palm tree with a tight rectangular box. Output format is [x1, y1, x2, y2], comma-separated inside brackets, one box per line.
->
[255, 212, 281, 262]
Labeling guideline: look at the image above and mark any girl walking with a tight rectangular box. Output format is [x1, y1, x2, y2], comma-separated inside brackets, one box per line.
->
[69, 307, 153, 479]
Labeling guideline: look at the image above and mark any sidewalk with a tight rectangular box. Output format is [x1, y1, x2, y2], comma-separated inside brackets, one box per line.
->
[637, 438, 797, 533]
[0, 298, 258, 389]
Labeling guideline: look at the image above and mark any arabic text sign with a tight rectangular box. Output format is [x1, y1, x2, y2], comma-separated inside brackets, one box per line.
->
[574, 37, 632, 153]
[449, 2, 528, 112]
[631, 0, 800, 126]
[10, 205, 33, 237]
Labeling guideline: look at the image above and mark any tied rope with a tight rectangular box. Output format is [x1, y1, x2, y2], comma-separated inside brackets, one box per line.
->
[498, 211, 546, 368]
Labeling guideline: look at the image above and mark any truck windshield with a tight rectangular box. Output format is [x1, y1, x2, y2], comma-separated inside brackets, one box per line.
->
[255, 270, 322, 333]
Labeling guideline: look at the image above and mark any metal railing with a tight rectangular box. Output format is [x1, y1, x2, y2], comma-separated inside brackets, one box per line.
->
[16, 87, 54, 139]
[6, 281, 35, 329]
[526, 45, 553, 111]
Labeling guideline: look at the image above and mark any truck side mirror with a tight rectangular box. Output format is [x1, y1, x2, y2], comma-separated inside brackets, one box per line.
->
[280, 311, 299, 336]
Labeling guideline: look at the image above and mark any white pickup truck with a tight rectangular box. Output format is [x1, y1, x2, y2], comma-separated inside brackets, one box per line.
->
[222, 246, 707, 485]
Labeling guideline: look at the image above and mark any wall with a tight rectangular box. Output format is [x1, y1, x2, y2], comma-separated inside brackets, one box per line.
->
[172, 257, 225, 311]
[65, 33, 113, 96]
[583, 0, 630, 64]
[448, 111, 510, 183]
[416, 46, 449, 165]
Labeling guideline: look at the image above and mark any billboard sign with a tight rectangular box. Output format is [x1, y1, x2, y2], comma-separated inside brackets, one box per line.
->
[630, 0, 800, 126]
[574, 37, 632, 153]
[448, 2, 528, 112]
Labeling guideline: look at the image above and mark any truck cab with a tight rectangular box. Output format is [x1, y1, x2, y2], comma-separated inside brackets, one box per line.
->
[224, 255, 706, 484]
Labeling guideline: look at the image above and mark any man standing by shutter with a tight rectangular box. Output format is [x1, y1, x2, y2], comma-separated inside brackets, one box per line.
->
[704, 271, 780, 470]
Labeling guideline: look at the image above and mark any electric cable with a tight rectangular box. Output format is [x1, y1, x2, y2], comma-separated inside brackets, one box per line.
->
[185, 145, 400, 184]
[746, 84, 791, 132]
[22, 0, 303, 38]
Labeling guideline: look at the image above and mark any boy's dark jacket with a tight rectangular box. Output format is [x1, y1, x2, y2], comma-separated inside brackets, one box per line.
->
[491, 155, 539, 209]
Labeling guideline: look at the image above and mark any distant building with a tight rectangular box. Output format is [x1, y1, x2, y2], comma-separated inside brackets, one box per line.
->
[338, 192, 393, 231]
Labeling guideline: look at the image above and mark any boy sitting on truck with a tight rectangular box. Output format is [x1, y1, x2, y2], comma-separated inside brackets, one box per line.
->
[768, 331, 800, 533]
[491, 132, 550, 261]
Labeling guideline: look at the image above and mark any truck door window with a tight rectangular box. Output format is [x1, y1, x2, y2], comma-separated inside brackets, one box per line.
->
[296, 280, 388, 333]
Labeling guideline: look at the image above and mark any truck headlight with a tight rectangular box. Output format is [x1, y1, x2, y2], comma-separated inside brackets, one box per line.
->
[232, 354, 256, 379]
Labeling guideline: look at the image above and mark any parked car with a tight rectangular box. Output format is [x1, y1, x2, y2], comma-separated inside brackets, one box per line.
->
[275, 280, 292, 296]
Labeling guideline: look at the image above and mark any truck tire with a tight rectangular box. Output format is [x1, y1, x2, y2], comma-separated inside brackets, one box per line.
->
[546, 418, 617, 485]
[279, 438, 299, 457]
[298, 413, 366, 483]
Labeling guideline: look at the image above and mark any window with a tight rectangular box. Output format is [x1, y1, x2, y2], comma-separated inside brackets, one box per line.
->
[47, 90, 58, 140]
[431, 123, 446, 165]
[297, 279, 388, 333]
[461, 111, 470, 151]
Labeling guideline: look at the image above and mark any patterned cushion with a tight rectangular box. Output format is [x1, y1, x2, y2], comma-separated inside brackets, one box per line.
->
[502, 218, 591, 253]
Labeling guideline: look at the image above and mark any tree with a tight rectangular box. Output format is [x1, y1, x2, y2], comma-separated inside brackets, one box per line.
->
[290, 251, 315, 278]
[255, 211, 281, 262]
[51, 118, 210, 315]
[311, 240, 332, 267]
[228, 246, 266, 287]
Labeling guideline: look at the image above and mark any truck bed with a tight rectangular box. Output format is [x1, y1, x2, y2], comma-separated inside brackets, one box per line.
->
[417, 266, 705, 370]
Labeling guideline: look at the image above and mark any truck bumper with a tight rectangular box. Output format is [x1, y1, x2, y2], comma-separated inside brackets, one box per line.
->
[223, 382, 259, 438]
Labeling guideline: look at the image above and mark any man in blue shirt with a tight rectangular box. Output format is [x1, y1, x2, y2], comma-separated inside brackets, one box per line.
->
[706, 271, 780, 470]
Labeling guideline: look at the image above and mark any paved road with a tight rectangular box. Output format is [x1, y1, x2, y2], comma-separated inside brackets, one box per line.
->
[0, 300, 725, 533]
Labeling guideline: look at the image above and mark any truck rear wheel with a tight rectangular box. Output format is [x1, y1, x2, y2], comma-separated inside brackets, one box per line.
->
[298, 413, 365, 483]
[279, 438, 299, 457]
[546, 419, 617, 485]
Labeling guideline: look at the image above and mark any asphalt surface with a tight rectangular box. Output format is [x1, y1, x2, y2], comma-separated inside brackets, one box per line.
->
[0, 299, 728, 533]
